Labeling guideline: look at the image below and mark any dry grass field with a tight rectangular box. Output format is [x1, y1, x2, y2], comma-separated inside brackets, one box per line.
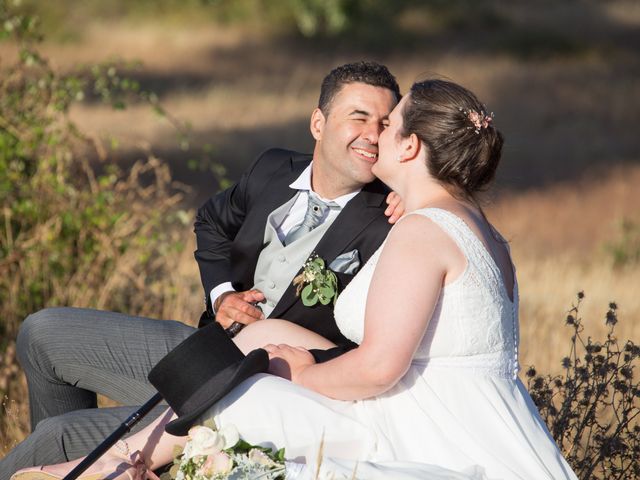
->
[1, 0, 639, 464]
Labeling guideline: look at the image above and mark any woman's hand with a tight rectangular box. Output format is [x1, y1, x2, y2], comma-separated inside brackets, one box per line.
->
[385, 191, 404, 224]
[264, 344, 316, 383]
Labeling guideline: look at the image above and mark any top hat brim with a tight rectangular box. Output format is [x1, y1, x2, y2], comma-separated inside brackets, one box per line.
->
[164, 347, 269, 436]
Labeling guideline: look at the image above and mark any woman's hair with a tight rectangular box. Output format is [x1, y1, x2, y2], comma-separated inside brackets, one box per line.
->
[400, 79, 504, 199]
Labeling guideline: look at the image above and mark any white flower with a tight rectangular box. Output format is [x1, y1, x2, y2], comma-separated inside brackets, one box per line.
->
[248, 448, 278, 467]
[175, 423, 285, 480]
[219, 424, 240, 450]
[183, 426, 224, 459]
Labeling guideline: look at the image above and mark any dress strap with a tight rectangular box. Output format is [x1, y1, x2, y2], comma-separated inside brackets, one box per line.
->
[403, 208, 513, 304]
[406, 208, 520, 379]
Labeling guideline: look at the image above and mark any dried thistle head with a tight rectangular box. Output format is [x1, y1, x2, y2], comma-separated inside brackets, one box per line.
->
[526, 294, 639, 479]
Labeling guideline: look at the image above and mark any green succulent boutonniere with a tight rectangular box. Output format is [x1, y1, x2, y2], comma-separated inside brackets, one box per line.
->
[292, 254, 338, 306]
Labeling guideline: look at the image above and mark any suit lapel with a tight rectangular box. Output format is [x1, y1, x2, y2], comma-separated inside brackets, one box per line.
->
[248, 155, 309, 228]
[314, 181, 387, 261]
[270, 180, 388, 318]
[235, 154, 309, 287]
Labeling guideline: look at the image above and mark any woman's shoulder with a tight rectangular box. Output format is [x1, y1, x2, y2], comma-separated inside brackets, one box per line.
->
[400, 204, 492, 245]
[383, 208, 465, 262]
[393, 205, 471, 241]
[391, 209, 448, 238]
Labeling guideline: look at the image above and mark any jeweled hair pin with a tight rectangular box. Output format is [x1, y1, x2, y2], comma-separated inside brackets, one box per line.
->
[459, 107, 494, 134]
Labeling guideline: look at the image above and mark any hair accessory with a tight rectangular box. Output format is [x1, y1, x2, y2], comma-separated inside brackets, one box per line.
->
[459, 107, 494, 134]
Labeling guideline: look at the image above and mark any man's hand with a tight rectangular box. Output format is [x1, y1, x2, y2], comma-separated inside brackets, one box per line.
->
[385, 191, 404, 224]
[214, 289, 265, 329]
[264, 344, 316, 382]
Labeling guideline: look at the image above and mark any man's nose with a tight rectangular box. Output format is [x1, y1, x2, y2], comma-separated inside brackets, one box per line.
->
[361, 122, 383, 144]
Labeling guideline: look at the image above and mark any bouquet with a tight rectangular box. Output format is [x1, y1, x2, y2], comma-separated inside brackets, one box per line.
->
[167, 421, 286, 480]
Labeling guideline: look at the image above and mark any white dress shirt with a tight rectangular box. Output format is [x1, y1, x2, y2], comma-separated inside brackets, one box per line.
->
[210, 162, 360, 312]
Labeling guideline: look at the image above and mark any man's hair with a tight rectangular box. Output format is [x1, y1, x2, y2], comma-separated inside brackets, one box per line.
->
[318, 61, 401, 114]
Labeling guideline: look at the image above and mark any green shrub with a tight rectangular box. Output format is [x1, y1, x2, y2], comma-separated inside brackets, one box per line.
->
[606, 218, 640, 268]
[1, 0, 214, 448]
[0, 3, 197, 349]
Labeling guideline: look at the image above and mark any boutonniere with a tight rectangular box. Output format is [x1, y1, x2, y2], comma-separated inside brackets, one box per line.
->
[292, 253, 338, 306]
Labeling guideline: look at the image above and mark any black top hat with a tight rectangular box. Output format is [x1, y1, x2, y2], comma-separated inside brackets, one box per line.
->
[148, 322, 269, 436]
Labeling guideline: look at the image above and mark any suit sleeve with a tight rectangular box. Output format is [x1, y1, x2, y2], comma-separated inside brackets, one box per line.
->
[194, 149, 284, 311]
[309, 346, 355, 363]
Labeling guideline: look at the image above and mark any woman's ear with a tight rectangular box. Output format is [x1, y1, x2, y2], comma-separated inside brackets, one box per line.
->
[310, 108, 326, 141]
[399, 133, 422, 163]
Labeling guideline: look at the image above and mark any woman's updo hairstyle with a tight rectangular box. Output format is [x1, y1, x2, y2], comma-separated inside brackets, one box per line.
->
[400, 79, 504, 199]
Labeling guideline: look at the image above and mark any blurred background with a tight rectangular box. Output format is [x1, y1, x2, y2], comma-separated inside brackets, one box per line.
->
[1, 0, 639, 456]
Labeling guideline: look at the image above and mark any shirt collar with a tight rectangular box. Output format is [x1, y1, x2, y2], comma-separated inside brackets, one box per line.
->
[289, 162, 361, 208]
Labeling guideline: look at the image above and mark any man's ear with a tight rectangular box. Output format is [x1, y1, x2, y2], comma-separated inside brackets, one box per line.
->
[399, 133, 423, 163]
[310, 108, 326, 141]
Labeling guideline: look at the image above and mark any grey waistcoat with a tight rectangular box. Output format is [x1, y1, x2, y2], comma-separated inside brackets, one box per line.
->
[253, 193, 339, 318]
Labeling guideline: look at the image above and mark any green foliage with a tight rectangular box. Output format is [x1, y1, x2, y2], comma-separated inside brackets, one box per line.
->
[283, 0, 350, 37]
[207, 0, 405, 40]
[605, 218, 640, 268]
[13, 0, 409, 39]
[0, 2, 196, 345]
[526, 293, 640, 479]
[292, 254, 338, 307]
[8, 0, 596, 62]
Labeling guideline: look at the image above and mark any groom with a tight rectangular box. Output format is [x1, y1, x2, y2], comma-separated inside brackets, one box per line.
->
[0, 61, 401, 476]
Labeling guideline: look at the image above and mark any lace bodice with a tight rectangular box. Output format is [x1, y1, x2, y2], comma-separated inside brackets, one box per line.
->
[334, 208, 520, 379]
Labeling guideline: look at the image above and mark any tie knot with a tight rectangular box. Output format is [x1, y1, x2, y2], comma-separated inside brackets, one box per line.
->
[283, 192, 339, 246]
[309, 191, 338, 208]
[307, 193, 329, 213]
[305, 193, 338, 224]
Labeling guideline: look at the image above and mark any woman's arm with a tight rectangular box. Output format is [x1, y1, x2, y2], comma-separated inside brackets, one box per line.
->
[271, 214, 465, 401]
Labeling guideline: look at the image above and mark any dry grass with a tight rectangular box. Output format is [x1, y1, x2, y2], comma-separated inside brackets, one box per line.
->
[1, 0, 639, 465]
[0, 338, 27, 457]
[0, 1, 631, 195]
[490, 166, 640, 375]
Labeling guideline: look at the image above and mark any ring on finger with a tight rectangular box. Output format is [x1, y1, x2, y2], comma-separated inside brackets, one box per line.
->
[225, 321, 245, 338]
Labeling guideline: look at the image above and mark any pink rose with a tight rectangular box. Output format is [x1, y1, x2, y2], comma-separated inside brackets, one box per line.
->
[199, 451, 233, 476]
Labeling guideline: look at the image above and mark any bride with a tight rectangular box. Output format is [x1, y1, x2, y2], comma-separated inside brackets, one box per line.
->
[12, 79, 577, 479]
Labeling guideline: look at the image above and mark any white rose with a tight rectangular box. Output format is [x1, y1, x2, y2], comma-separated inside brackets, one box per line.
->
[183, 426, 224, 459]
[219, 424, 240, 449]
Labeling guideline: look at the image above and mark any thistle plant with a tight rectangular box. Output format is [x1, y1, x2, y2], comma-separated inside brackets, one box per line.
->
[526, 292, 640, 479]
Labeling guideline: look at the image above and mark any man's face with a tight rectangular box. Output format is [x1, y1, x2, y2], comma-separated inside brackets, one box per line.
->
[310, 82, 397, 195]
[373, 94, 409, 186]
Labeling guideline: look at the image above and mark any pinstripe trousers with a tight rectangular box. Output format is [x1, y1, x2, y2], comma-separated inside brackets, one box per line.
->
[0, 307, 195, 479]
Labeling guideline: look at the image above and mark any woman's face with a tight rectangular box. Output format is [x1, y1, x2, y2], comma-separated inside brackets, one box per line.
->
[372, 94, 409, 185]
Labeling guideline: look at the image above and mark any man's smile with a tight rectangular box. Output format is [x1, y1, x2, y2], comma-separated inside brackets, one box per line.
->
[352, 147, 378, 162]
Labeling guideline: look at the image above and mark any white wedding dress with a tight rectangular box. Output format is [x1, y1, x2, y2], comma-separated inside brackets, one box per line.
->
[205, 208, 578, 479]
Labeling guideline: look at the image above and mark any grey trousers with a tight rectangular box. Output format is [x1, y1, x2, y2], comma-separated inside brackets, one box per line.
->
[0, 307, 195, 479]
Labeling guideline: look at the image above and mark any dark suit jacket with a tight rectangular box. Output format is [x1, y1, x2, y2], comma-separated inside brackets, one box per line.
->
[194, 148, 392, 359]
